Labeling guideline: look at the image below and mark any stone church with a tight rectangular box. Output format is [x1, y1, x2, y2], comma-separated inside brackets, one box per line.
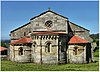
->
[9, 9, 93, 64]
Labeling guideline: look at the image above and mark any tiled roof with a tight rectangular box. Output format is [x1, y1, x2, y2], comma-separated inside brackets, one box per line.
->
[86, 36, 93, 42]
[10, 9, 90, 34]
[0, 46, 7, 51]
[32, 31, 66, 35]
[68, 36, 89, 44]
[10, 37, 32, 44]
[10, 9, 68, 33]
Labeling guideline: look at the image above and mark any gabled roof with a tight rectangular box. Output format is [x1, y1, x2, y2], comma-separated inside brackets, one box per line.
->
[32, 31, 66, 35]
[10, 9, 89, 34]
[10, 10, 68, 33]
[0, 46, 7, 51]
[30, 9, 68, 20]
[10, 22, 30, 33]
[68, 36, 89, 44]
[10, 37, 32, 44]
[69, 21, 90, 31]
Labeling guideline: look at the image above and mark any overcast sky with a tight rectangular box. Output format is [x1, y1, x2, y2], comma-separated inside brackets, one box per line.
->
[1, 1, 99, 40]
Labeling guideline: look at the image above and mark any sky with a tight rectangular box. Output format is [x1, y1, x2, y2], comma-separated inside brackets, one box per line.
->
[1, 1, 99, 40]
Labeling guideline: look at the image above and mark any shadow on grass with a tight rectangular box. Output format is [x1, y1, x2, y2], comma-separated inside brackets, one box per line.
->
[93, 60, 98, 63]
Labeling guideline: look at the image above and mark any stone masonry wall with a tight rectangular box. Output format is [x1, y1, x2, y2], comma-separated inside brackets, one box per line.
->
[67, 44, 86, 63]
[10, 23, 32, 41]
[69, 22, 90, 41]
[31, 35, 59, 64]
[31, 12, 68, 32]
[10, 45, 31, 62]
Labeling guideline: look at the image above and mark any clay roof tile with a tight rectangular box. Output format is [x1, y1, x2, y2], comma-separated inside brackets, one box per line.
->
[10, 37, 32, 44]
[68, 36, 89, 44]
[0, 46, 7, 51]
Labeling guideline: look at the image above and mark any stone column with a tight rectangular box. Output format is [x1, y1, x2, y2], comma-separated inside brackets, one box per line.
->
[39, 36, 42, 64]
[56, 35, 59, 63]
[84, 45, 86, 63]
[91, 43, 94, 62]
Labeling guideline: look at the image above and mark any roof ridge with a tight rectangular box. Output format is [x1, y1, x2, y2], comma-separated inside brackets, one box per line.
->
[10, 10, 68, 33]
[30, 9, 68, 20]
[10, 22, 31, 33]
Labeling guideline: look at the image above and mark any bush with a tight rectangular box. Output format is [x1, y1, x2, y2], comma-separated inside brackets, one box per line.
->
[93, 46, 99, 52]
[94, 46, 99, 57]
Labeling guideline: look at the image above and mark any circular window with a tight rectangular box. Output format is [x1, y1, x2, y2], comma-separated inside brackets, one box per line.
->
[45, 20, 53, 28]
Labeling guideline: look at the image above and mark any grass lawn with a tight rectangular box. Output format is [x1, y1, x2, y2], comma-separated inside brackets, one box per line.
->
[1, 57, 99, 71]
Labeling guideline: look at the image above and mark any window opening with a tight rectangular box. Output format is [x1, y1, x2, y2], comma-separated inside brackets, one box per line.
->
[19, 47, 23, 55]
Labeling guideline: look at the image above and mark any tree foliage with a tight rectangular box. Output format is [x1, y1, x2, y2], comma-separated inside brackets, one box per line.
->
[1, 40, 10, 48]
[1, 42, 8, 48]
[90, 33, 99, 40]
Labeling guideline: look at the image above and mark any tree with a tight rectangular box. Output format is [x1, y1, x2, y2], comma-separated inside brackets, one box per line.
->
[96, 40, 99, 46]
[1, 42, 8, 48]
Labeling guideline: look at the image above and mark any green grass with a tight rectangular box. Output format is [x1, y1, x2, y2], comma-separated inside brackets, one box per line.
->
[94, 50, 99, 57]
[1, 57, 99, 71]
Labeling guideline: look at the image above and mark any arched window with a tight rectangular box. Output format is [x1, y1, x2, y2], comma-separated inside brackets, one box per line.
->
[18, 47, 23, 55]
[24, 32, 26, 36]
[73, 46, 78, 55]
[33, 41, 36, 52]
[45, 41, 51, 52]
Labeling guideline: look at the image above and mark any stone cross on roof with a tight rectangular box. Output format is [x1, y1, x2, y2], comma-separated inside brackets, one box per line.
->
[48, 7, 51, 11]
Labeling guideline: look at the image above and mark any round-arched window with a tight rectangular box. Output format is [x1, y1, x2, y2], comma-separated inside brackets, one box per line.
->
[18, 47, 23, 55]
[33, 41, 37, 52]
[33, 41, 36, 47]
[45, 41, 51, 52]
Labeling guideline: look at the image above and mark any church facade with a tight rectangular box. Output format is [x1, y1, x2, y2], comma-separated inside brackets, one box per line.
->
[9, 9, 93, 64]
